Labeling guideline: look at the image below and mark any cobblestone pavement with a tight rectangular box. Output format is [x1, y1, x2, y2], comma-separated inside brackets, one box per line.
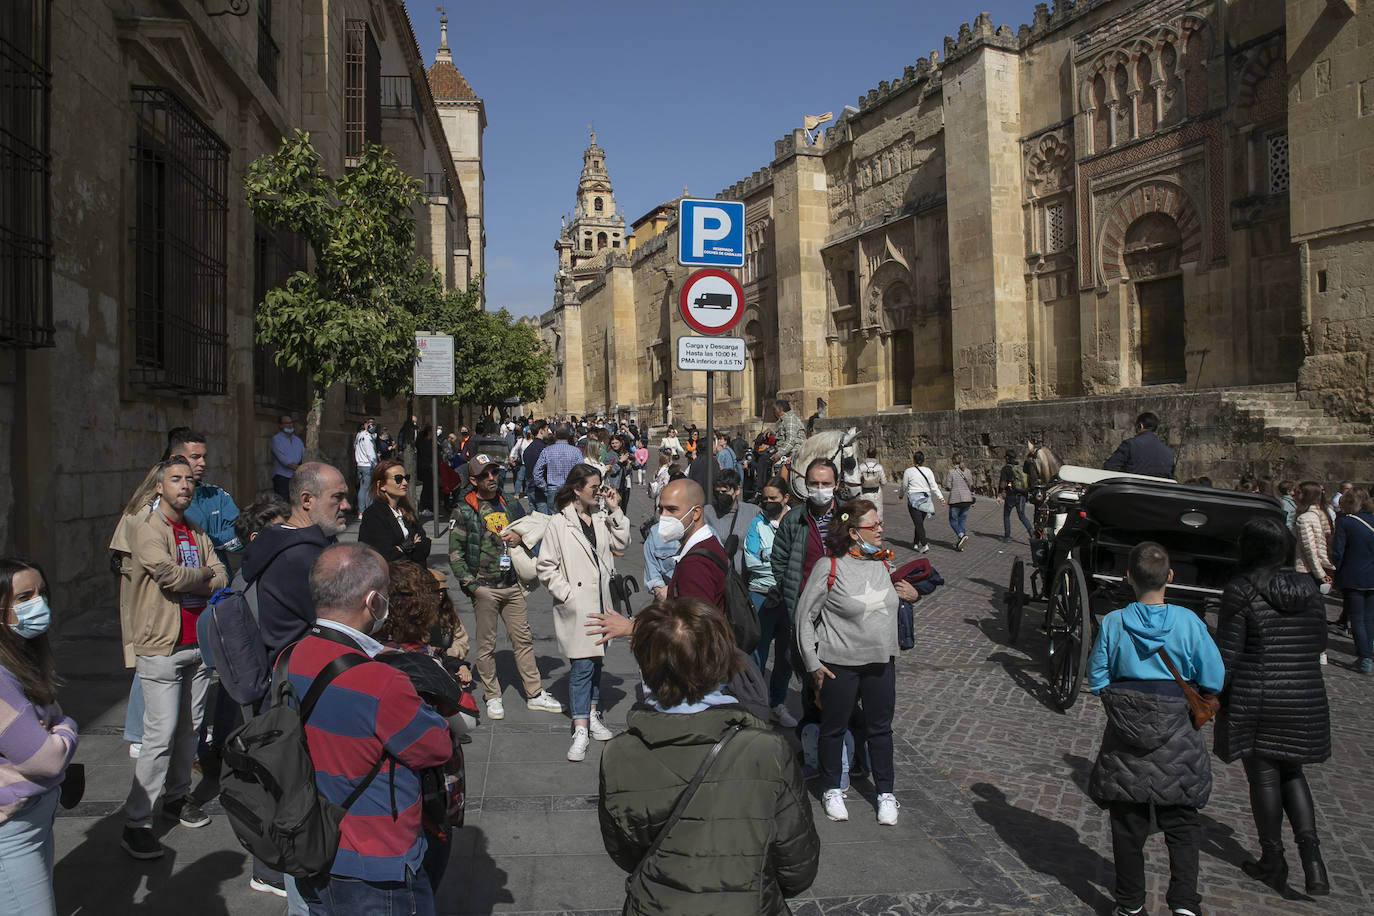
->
[47, 483, 1373, 915]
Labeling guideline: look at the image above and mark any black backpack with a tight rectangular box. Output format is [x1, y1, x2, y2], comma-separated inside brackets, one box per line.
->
[199, 571, 270, 710]
[677, 547, 760, 654]
[218, 644, 385, 879]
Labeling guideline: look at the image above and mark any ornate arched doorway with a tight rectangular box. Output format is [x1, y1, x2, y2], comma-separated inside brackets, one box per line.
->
[883, 281, 915, 405]
[1123, 213, 1185, 384]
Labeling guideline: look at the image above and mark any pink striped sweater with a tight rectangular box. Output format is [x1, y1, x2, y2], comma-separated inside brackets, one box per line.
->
[0, 665, 77, 823]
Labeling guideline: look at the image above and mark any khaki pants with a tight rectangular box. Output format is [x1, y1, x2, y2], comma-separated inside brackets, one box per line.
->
[471, 583, 542, 700]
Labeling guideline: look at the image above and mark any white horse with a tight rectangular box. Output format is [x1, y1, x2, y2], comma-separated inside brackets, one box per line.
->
[788, 426, 859, 501]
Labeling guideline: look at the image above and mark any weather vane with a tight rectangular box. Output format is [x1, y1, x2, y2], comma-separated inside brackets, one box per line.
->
[588, 122, 596, 144]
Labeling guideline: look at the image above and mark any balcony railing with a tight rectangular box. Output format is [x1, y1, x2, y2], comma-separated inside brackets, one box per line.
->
[424, 172, 452, 201]
[379, 75, 421, 120]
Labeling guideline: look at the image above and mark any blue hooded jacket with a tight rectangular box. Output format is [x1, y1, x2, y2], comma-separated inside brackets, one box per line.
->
[1088, 601, 1224, 694]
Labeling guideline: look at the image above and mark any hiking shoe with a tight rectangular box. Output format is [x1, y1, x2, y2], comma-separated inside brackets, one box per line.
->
[823, 789, 849, 822]
[588, 711, 614, 741]
[128, 742, 141, 759]
[567, 726, 590, 762]
[527, 691, 564, 713]
[771, 704, 798, 728]
[163, 796, 210, 828]
[249, 875, 287, 897]
[877, 793, 900, 826]
[486, 697, 505, 720]
[121, 826, 164, 860]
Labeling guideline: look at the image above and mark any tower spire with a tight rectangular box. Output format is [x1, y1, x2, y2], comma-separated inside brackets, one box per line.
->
[435, 8, 451, 62]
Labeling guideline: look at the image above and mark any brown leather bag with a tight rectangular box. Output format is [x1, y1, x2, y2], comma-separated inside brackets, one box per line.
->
[1156, 647, 1220, 728]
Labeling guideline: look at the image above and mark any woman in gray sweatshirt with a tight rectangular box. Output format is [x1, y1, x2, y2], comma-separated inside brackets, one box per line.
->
[795, 499, 920, 827]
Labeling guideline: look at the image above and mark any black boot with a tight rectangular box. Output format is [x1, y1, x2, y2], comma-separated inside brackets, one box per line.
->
[1241, 841, 1289, 893]
[1296, 834, 1330, 896]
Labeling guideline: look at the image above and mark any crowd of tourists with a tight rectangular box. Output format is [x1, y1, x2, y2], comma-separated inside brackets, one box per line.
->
[0, 404, 1368, 916]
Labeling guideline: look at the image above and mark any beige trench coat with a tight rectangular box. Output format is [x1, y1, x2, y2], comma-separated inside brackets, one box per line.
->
[535, 504, 629, 659]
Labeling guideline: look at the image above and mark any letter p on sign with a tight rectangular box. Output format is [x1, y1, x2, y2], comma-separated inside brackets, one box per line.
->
[678, 199, 744, 267]
[691, 206, 730, 258]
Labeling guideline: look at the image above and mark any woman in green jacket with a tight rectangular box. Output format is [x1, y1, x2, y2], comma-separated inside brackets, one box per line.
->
[598, 598, 819, 915]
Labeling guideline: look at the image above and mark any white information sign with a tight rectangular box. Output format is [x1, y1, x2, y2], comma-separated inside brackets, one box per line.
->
[677, 336, 746, 372]
[414, 335, 455, 396]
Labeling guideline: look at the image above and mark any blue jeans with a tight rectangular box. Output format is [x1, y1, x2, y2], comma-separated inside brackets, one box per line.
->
[513, 464, 526, 496]
[123, 673, 144, 743]
[356, 465, 373, 514]
[568, 656, 603, 719]
[0, 787, 58, 916]
[529, 487, 551, 515]
[1002, 492, 1032, 537]
[750, 591, 793, 707]
[949, 503, 971, 537]
[298, 868, 433, 916]
[1348, 588, 1374, 661]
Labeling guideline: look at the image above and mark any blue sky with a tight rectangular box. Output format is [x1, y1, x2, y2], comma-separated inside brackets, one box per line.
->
[404, 1, 1034, 318]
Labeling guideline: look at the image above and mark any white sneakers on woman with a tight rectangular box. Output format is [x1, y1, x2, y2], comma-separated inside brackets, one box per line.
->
[825, 789, 898, 825]
[823, 789, 849, 821]
[567, 726, 590, 762]
[877, 793, 900, 826]
[588, 710, 614, 741]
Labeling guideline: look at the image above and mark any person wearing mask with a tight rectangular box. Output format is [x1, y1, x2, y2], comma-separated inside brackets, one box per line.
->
[1293, 481, 1335, 596]
[899, 451, 944, 554]
[0, 558, 78, 916]
[997, 450, 1034, 541]
[795, 500, 918, 825]
[270, 414, 305, 501]
[120, 457, 228, 860]
[1213, 517, 1331, 898]
[1332, 488, 1374, 673]
[357, 459, 430, 566]
[660, 426, 683, 462]
[772, 459, 842, 629]
[745, 477, 796, 726]
[598, 598, 819, 915]
[704, 468, 761, 572]
[536, 464, 629, 761]
[944, 453, 976, 551]
[353, 419, 379, 520]
[1103, 411, 1176, 479]
[713, 432, 739, 474]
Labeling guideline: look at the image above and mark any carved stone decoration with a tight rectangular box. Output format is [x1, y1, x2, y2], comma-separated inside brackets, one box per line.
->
[206, 0, 251, 15]
[1026, 133, 1073, 197]
[1099, 180, 1202, 282]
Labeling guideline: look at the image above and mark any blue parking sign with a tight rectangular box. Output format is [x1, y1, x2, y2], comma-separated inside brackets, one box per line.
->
[678, 199, 745, 267]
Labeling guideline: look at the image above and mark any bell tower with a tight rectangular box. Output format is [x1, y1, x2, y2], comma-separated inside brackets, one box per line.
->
[556, 127, 626, 283]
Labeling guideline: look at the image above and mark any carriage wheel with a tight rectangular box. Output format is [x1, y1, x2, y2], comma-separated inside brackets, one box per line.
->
[1044, 557, 1091, 711]
[1005, 557, 1026, 644]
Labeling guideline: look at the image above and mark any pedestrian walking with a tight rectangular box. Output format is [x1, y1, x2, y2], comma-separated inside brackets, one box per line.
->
[795, 499, 917, 825]
[1214, 517, 1331, 898]
[899, 451, 944, 553]
[357, 459, 431, 565]
[604, 433, 634, 513]
[998, 450, 1033, 540]
[536, 464, 629, 761]
[944, 453, 975, 550]
[270, 414, 304, 501]
[1332, 488, 1374, 672]
[598, 598, 819, 916]
[856, 448, 887, 521]
[353, 418, 379, 519]
[0, 558, 78, 916]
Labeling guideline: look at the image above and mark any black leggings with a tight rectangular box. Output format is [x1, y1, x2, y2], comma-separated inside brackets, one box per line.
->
[907, 504, 929, 547]
[1243, 756, 1319, 848]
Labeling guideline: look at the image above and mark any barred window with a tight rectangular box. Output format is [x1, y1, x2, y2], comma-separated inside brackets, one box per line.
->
[1045, 201, 1067, 252]
[344, 18, 380, 166]
[131, 87, 229, 395]
[252, 224, 309, 412]
[1267, 132, 1289, 195]
[0, 0, 54, 348]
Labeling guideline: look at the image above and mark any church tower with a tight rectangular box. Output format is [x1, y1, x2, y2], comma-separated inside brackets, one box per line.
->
[555, 129, 626, 290]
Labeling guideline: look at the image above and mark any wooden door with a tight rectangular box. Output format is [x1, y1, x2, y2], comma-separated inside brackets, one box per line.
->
[1137, 277, 1185, 384]
[891, 329, 914, 405]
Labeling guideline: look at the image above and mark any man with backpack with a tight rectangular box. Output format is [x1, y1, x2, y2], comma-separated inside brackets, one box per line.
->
[998, 450, 1034, 541]
[857, 448, 888, 521]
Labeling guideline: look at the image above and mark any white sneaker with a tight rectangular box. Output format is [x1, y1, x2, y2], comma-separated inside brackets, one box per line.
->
[486, 697, 505, 720]
[771, 704, 798, 728]
[567, 726, 590, 762]
[588, 711, 614, 741]
[877, 792, 900, 826]
[1319, 651, 1328, 666]
[823, 788, 849, 822]
[527, 691, 564, 713]
[128, 742, 142, 759]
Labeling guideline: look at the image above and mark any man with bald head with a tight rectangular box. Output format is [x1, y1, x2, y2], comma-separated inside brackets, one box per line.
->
[658, 478, 731, 609]
[241, 461, 353, 659]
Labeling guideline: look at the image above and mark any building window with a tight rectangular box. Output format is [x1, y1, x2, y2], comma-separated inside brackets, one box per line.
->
[1045, 201, 1067, 252]
[257, 0, 278, 96]
[583, 239, 592, 251]
[597, 232, 607, 250]
[0, 0, 54, 348]
[1267, 132, 1289, 195]
[594, 197, 603, 212]
[344, 18, 380, 166]
[253, 224, 310, 412]
[130, 87, 229, 395]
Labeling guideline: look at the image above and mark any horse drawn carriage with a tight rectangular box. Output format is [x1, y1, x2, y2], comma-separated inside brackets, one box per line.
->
[1003, 466, 1285, 710]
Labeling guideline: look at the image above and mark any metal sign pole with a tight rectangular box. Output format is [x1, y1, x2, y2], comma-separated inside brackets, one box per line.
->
[705, 370, 715, 500]
[432, 397, 442, 538]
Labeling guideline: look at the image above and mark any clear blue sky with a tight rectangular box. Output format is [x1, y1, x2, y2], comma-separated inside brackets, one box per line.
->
[404, 1, 1034, 318]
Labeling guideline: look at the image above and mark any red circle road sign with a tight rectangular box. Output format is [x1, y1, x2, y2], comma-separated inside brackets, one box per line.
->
[679, 268, 745, 335]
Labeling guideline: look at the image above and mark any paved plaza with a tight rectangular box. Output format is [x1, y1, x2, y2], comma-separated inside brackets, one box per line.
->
[49, 489, 1374, 915]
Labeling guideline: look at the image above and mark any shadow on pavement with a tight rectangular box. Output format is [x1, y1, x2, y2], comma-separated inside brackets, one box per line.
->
[436, 826, 512, 915]
[985, 650, 1064, 714]
[969, 781, 1115, 914]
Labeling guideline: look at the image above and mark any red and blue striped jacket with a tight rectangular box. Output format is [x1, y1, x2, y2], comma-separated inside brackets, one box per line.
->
[287, 631, 451, 881]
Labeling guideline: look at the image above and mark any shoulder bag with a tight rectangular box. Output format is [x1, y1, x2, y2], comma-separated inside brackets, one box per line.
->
[1156, 647, 1220, 728]
[626, 725, 742, 897]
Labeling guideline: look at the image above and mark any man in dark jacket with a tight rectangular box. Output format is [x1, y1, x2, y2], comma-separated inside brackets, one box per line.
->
[1103, 411, 1176, 479]
[239, 462, 350, 659]
[1086, 542, 1224, 916]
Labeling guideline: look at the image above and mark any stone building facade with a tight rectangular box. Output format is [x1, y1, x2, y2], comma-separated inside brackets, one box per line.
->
[535, 0, 1372, 473]
[0, 0, 483, 610]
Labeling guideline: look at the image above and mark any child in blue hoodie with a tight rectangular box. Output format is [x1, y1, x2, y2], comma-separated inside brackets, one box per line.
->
[1087, 542, 1225, 916]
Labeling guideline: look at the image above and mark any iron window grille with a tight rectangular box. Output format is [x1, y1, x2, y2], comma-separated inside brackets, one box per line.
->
[0, 0, 54, 348]
[257, 0, 278, 96]
[344, 19, 380, 166]
[379, 74, 422, 122]
[252, 223, 309, 412]
[130, 86, 229, 395]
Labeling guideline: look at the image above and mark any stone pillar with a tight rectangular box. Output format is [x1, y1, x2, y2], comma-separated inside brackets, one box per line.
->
[562, 303, 586, 417]
[771, 130, 831, 410]
[942, 45, 1031, 407]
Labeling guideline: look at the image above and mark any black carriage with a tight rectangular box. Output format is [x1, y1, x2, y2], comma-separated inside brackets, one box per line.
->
[1003, 467, 1285, 710]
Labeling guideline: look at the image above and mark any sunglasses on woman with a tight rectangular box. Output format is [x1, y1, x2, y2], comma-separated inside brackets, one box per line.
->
[389, 474, 408, 483]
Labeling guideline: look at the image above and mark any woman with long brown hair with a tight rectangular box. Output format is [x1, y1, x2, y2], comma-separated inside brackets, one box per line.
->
[0, 557, 78, 915]
[357, 458, 431, 565]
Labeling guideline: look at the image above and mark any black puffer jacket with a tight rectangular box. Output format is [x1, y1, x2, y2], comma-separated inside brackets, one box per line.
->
[1213, 567, 1330, 764]
[1089, 686, 1212, 808]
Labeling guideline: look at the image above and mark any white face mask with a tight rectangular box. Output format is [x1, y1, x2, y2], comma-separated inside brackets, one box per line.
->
[366, 592, 390, 635]
[807, 486, 834, 507]
[656, 508, 692, 544]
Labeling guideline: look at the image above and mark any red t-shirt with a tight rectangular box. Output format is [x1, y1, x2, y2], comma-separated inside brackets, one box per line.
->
[170, 520, 206, 644]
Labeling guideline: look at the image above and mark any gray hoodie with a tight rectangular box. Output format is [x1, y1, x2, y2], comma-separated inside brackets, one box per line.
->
[794, 554, 899, 671]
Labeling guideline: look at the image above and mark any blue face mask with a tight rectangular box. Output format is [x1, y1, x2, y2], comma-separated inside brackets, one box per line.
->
[858, 539, 881, 556]
[9, 596, 50, 640]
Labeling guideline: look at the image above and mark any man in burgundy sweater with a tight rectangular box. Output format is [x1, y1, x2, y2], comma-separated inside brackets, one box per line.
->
[662, 479, 726, 607]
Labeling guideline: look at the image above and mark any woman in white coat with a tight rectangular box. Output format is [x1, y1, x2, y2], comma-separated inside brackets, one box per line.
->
[536, 463, 630, 762]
